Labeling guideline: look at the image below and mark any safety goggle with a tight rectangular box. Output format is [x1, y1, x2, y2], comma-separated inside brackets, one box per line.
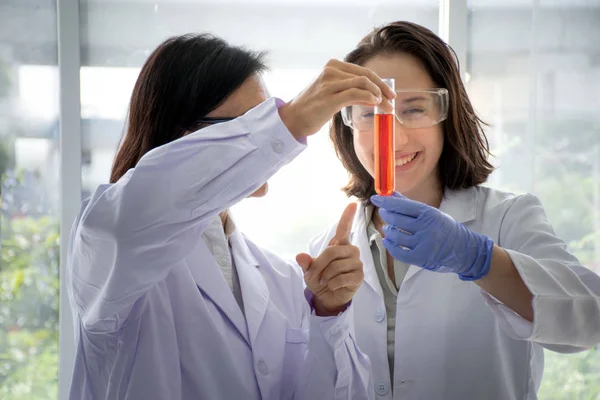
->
[341, 88, 449, 131]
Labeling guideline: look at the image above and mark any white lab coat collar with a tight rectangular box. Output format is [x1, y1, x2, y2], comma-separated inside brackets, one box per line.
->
[188, 215, 264, 348]
[229, 230, 270, 347]
[189, 224, 270, 347]
[349, 187, 478, 294]
[438, 187, 477, 224]
[188, 238, 251, 346]
[350, 204, 385, 297]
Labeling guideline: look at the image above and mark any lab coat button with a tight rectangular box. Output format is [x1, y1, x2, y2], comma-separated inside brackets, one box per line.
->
[257, 360, 269, 375]
[272, 140, 284, 153]
[375, 382, 389, 395]
[375, 308, 385, 322]
[217, 257, 227, 266]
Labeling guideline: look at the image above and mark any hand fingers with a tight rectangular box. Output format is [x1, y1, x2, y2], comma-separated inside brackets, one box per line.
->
[371, 193, 423, 217]
[334, 88, 382, 109]
[378, 98, 395, 114]
[326, 59, 396, 100]
[296, 253, 313, 273]
[325, 271, 364, 292]
[304, 245, 357, 285]
[319, 66, 385, 104]
[382, 225, 420, 249]
[320, 65, 354, 80]
[378, 209, 421, 232]
[326, 76, 383, 102]
[280, 60, 394, 139]
[319, 65, 392, 112]
[331, 203, 357, 246]
[382, 237, 418, 265]
[320, 256, 362, 285]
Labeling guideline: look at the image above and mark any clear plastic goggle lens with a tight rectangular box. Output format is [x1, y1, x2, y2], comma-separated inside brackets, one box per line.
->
[342, 88, 449, 131]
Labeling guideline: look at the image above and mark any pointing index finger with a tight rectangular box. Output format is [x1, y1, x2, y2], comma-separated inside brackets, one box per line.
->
[331, 203, 357, 246]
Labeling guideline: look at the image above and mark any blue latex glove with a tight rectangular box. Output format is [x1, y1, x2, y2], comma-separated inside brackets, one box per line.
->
[370, 193, 494, 281]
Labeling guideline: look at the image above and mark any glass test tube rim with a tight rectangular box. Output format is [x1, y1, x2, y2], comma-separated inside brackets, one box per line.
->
[375, 78, 395, 115]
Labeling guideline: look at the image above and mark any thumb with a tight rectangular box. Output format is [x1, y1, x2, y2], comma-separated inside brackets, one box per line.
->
[296, 253, 313, 273]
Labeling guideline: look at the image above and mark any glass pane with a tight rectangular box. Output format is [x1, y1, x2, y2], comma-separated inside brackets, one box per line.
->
[80, 0, 438, 259]
[467, 0, 600, 397]
[0, 1, 60, 399]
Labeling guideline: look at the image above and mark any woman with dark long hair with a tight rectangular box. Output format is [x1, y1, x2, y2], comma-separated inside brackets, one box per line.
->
[66, 33, 397, 400]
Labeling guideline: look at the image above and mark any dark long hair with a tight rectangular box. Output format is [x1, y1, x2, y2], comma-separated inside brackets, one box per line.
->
[331, 21, 494, 202]
[110, 33, 267, 183]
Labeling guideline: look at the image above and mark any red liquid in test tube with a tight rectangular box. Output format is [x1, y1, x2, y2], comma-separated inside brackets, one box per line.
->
[374, 113, 394, 195]
[374, 78, 395, 196]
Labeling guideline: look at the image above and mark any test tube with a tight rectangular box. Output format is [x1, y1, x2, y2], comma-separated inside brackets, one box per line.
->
[374, 78, 395, 196]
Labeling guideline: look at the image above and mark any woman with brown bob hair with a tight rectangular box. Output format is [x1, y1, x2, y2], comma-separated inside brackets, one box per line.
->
[308, 21, 600, 399]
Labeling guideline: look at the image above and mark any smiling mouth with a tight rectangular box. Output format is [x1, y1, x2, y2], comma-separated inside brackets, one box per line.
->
[395, 152, 418, 167]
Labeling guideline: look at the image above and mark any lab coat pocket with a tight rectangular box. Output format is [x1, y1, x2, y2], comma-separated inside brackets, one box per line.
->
[282, 327, 310, 396]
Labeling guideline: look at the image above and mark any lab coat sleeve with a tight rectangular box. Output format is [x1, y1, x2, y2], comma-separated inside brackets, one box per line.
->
[481, 193, 600, 351]
[295, 290, 374, 400]
[69, 98, 305, 332]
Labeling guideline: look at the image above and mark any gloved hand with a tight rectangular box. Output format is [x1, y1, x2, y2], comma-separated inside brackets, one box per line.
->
[370, 193, 494, 281]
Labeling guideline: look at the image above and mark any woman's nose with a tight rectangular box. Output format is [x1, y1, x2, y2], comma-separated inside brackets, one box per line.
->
[395, 117, 409, 147]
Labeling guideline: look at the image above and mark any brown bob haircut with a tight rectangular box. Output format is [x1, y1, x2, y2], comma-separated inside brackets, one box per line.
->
[331, 21, 494, 202]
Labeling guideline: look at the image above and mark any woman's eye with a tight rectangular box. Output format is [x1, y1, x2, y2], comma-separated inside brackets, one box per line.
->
[402, 108, 425, 115]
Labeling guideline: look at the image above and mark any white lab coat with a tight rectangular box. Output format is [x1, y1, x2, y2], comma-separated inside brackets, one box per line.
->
[66, 98, 373, 400]
[308, 186, 600, 400]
